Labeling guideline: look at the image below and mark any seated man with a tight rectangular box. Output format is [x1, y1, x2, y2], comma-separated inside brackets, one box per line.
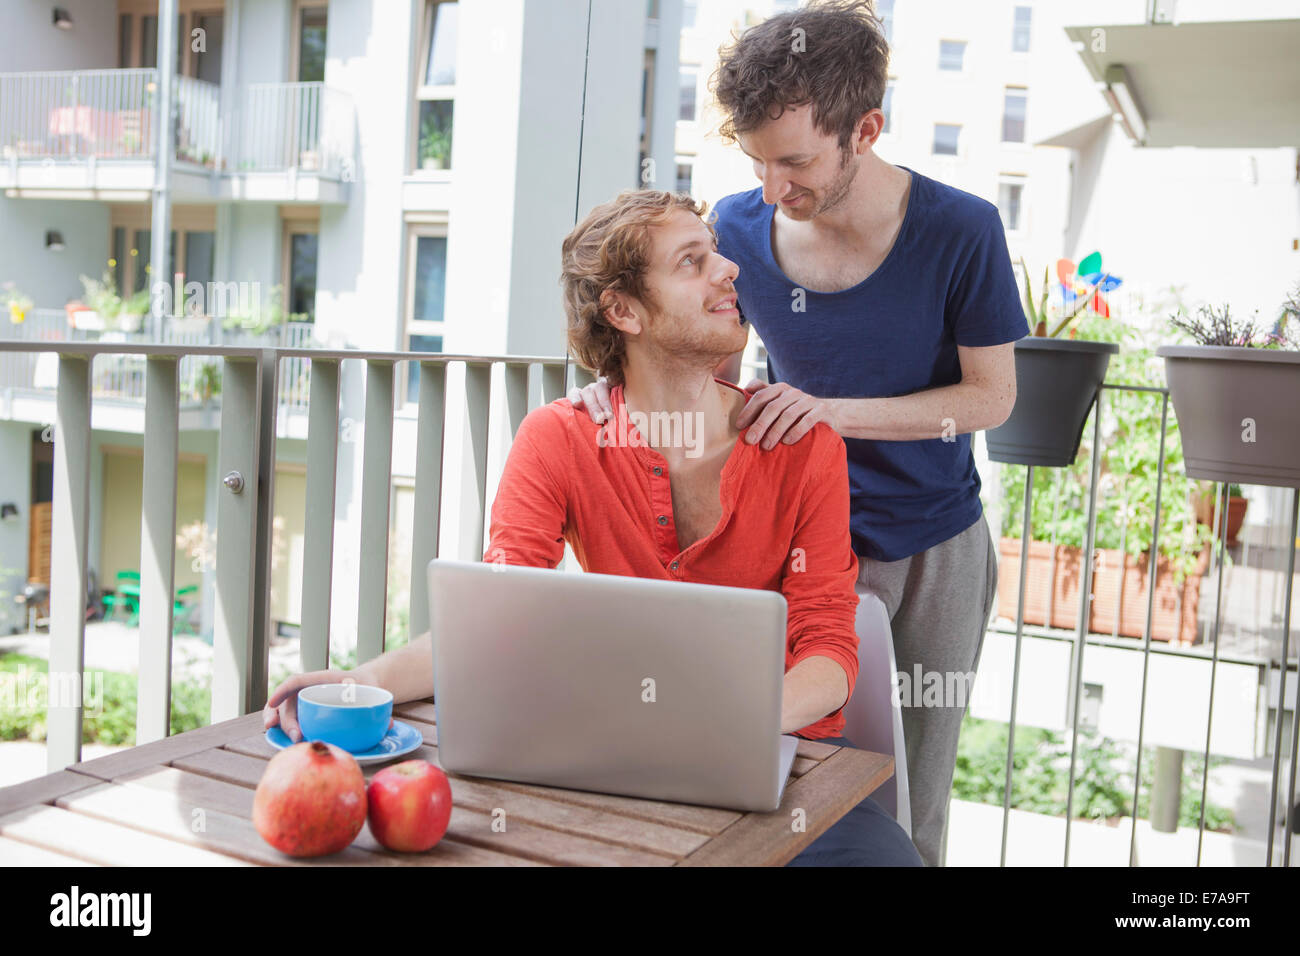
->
[265, 189, 921, 866]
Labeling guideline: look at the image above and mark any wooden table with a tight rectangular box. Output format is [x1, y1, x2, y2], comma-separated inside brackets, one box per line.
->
[0, 700, 892, 867]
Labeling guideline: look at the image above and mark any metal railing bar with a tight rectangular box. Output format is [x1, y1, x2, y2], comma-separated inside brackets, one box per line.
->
[300, 357, 340, 672]
[45, 354, 94, 771]
[1127, 390, 1170, 866]
[211, 357, 262, 722]
[408, 361, 448, 644]
[136, 356, 180, 745]
[357, 360, 395, 664]
[1196, 481, 1232, 866]
[1063, 389, 1106, 866]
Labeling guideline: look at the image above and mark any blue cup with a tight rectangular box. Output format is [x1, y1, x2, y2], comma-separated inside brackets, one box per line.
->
[297, 682, 393, 753]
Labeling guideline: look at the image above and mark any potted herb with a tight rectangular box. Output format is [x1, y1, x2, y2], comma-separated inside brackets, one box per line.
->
[2, 283, 33, 323]
[419, 112, 451, 171]
[1192, 481, 1248, 545]
[220, 285, 305, 336]
[194, 361, 221, 404]
[117, 288, 150, 334]
[997, 312, 1214, 644]
[986, 254, 1122, 467]
[1157, 289, 1300, 487]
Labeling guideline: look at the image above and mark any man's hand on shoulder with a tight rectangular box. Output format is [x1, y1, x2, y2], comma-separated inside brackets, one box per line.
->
[735, 381, 836, 450]
[568, 376, 613, 424]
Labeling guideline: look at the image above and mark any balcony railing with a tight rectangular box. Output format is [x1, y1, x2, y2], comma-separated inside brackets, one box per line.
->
[0, 334, 1293, 866]
[0, 69, 157, 160]
[235, 83, 354, 179]
[0, 310, 316, 411]
[0, 69, 354, 178]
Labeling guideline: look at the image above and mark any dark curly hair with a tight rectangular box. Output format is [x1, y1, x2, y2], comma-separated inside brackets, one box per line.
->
[561, 189, 714, 387]
[711, 0, 890, 154]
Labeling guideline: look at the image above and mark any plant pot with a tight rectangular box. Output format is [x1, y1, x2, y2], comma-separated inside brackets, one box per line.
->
[986, 337, 1119, 467]
[1193, 491, 1248, 545]
[997, 538, 1208, 645]
[299, 150, 320, 171]
[69, 309, 104, 331]
[168, 316, 209, 335]
[1157, 345, 1300, 488]
[117, 312, 143, 334]
[421, 157, 445, 171]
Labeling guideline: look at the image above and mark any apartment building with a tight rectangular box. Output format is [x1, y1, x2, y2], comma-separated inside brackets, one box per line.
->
[0, 0, 679, 644]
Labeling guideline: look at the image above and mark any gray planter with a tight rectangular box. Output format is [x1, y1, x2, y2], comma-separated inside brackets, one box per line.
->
[1157, 345, 1300, 488]
[986, 337, 1119, 467]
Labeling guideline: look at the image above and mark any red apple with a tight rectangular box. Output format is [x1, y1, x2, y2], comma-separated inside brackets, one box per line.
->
[253, 741, 367, 857]
[367, 759, 453, 852]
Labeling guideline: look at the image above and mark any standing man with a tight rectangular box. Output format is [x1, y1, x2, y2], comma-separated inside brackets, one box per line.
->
[570, 0, 1023, 866]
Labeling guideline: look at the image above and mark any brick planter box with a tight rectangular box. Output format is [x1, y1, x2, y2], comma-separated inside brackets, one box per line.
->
[996, 538, 1209, 645]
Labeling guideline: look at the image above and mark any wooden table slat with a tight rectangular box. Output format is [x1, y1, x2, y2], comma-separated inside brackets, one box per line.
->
[676, 748, 893, 867]
[0, 803, 254, 866]
[0, 696, 893, 866]
[0, 769, 103, 816]
[0, 834, 96, 866]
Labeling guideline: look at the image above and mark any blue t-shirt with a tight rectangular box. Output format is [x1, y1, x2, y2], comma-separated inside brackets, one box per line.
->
[713, 167, 1027, 562]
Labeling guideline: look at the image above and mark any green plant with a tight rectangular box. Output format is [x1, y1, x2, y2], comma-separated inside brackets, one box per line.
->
[419, 111, 452, 166]
[120, 288, 151, 316]
[0, 652, 210, 745]
[1018, 259, 1103, 338]
[78, 270, 123, 320]
[953, 715, 1237, 832]
[194, 361, 221, 403]
[221, 285, 305, 334]
[1169, 302, 1299, 349]
[2, 282, 33, 312]
[1000, 312, 1213, 582]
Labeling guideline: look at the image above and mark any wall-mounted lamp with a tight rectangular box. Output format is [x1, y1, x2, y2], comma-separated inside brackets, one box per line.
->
[1101, 64, 1147, 146]
[52, 7, 73, 30]
[45, 230, 64, 251]
[0, 503, 18, 520]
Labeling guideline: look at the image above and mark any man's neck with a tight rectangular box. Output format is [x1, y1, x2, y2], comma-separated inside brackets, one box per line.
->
[621, 366, 740, 466]
[798, 152, 907, 242]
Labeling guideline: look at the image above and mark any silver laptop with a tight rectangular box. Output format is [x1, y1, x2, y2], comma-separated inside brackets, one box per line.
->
[427, 559, 801, 812]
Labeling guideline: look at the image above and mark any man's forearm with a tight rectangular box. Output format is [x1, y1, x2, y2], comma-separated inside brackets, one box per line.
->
[352, 631, 436, 704]
[826, 381, 1010, 441]
[781, 655, 850, 735]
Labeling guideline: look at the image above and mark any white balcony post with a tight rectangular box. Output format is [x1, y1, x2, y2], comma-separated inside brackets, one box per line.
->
[150, 0, 179, 340]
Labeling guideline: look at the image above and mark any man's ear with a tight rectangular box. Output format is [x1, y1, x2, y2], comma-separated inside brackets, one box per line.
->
[855, 109, 885, 153]
[600, 289, 643, 336]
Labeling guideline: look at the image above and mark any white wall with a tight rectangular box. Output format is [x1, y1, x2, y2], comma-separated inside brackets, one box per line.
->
[0, 201, 110, 310]
[0, 0, 116, 71]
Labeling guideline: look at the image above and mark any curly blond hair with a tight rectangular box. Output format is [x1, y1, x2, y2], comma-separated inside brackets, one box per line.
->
[561, 189, 713, 387]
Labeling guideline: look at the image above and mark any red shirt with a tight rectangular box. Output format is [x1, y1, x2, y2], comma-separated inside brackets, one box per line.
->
[483, 378, 861, 739]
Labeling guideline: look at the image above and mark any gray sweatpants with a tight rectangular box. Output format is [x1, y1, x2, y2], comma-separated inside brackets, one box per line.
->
[855, 513, 998, 867]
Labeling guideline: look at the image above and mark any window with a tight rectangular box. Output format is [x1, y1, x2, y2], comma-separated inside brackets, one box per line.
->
[282, 209, 320, 323]
[1012, 6, 1032, 53]
[998, 177, 1026, 232]
[118, 2, 220, 79]
[882, 82, 895, 134]
[403, 228, 449, 404]
[938, 40, 965, 71]
[675, 160, 693, 194]
[297, 6, 328, 82]
[932, 123, 961, 156]
[877, 0, 894, 44]
[679, 66, 698, 122]
[415, 1, 458, 173]
[682, 0, 698, 28]
[111, 205, 216, 307]
[1002, 88, 1027, 143]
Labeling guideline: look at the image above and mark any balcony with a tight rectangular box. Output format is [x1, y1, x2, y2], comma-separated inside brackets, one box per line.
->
[0, 310, 316, 437]
[0, 70, 355, 204]
[0, 331, 1294, 866]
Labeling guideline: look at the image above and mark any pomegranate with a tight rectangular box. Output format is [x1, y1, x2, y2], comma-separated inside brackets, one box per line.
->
[367, 759, 453, 852]
[253, 741, 367, 857]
